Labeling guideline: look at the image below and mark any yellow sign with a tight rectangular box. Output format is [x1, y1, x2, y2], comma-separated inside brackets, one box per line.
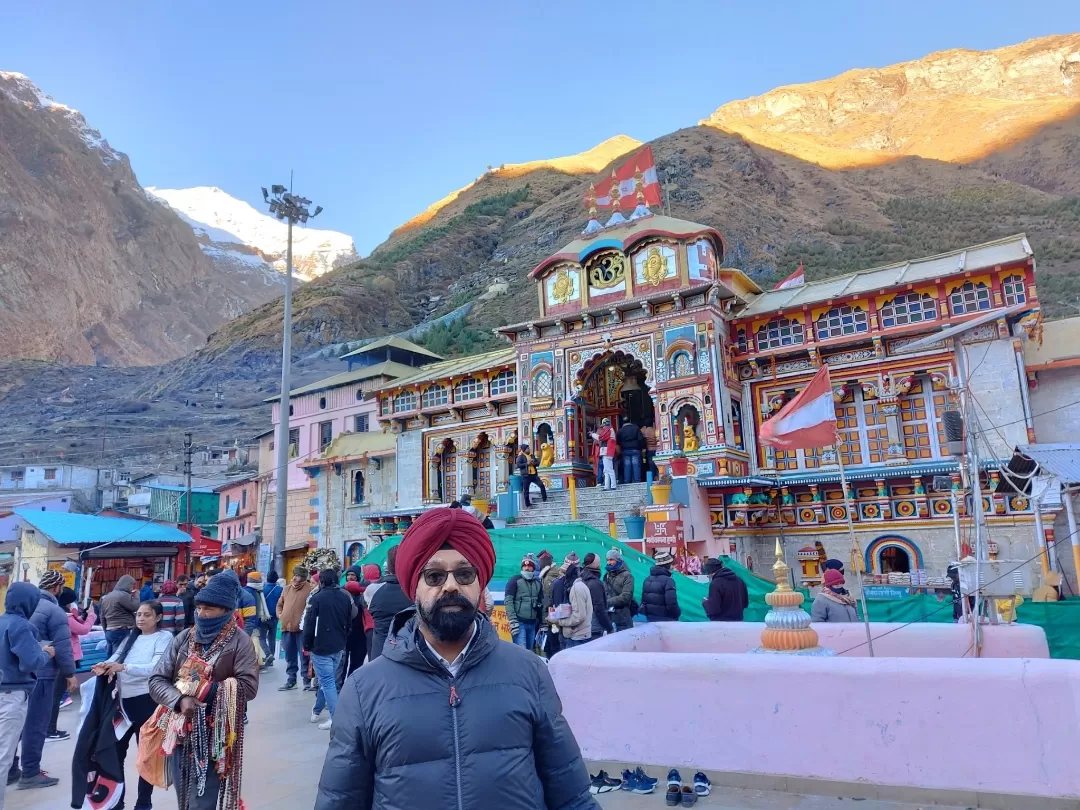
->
[48, 561, 76, 591]
[490, 605, 513, 643]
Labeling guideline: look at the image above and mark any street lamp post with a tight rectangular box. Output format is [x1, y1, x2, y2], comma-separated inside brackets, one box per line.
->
[262, 184, 323, 573]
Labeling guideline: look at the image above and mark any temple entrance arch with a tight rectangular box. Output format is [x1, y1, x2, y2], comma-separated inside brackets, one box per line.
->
[573, 349, 656, 448]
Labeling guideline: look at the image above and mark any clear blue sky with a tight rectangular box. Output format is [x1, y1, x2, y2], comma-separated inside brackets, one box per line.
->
[5, 1, 1078, 254]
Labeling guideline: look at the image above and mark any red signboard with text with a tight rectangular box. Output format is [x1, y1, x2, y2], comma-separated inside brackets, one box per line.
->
[645, 519, 683, 547]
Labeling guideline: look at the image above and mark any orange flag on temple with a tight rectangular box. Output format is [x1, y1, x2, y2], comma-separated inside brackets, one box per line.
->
[587, 147, 662, 210]
[759, 364, 839, 451]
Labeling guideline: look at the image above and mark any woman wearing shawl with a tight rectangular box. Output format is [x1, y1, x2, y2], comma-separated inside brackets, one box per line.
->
[148, 570, 259, 810]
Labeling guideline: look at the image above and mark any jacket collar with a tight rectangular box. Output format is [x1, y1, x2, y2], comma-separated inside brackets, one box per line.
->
[384, 609, 498, 677]
[649, 566, 673, 577]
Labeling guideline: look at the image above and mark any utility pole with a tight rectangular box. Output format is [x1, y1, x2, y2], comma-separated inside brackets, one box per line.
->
[183, 432, 193, 530]
[262, 182, 323, 573]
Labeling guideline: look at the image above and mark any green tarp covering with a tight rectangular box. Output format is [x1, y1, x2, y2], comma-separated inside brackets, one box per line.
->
[357, 523, 1080, 658]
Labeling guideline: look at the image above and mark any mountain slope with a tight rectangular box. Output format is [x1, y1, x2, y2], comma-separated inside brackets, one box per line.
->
[699, 34, 1080, 169]
[147, 186, 358, 281]
[0, 72, 287, 365]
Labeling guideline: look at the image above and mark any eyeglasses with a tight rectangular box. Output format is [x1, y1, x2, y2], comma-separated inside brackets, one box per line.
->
[421, 567, 478, 588]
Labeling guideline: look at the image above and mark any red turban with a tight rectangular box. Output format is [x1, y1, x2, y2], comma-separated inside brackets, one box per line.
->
[396, 508, 496, 601]
[344, 580, 364, 596]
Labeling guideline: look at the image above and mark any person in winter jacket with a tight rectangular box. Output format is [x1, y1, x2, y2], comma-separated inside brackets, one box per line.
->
[503, 553, 543, 650]
[360, 563, 380, 653]
[8, 570, 75, 790]
[638, 550, 681, 622]
[176, 575, 196, 628]
[515, 444, 548, 508]
[616, 418, 644, 484]
[66, 596, 96, 666]
[157, 580, 186, 634]
[276, 566, 315, 691]
[366, 546, 412, 662]
[702, 557, 749, 621]
[580, 554, 614, 640]
[536, 550, 562, 659]
[139, 580, 155, 602]
[100, 574, 140, 654]
[596, 418, 618, 490]
[0, 583, 53, 807]
[314, 507, 598, 810]
[811, 570, 861, 623]
[602, 548, 635, 631]
[304, 569, 357, 729]
[555, 563, 593, 647]
[342, 580, 368, 680]
[238, 572, 260, 635]
[45, 588, 87, 740]
[263, 570, 283, 661]
[244, 571, 273, 668]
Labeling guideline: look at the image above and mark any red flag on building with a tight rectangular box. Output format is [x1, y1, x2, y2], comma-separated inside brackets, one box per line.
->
[774, 261, 806, 290]
[759, 364, 838, 450]
[586, 146, 662, 210]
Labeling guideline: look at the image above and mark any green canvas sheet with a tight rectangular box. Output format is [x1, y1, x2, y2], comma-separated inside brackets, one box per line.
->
[356, 522, 1080, 658]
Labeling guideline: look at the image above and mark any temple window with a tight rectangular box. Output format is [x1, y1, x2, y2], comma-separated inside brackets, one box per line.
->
[880, 292, 937, 328]
[672, 351, 694, 378]
[533, 369, 553, 398]
[490, 369, 517, 396]
[454, 376, 483, 401]
[735, 328, 748, 354]
[898, 378, 946, 460]
[352, 469, 365, 504]
[730, 399, 744, 450]
[756, 318, 804, 351]
[393, 391, 417, 413]
[950, 281, 991, 315]
[422, 385, 448, 409]
[835, 387, 887, 466]
[815, 305, 868, 340]
[1002, 274, 1026, 307]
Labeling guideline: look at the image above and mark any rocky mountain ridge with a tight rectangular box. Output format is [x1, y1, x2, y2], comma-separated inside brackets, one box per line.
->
[0, 72, 291, 365]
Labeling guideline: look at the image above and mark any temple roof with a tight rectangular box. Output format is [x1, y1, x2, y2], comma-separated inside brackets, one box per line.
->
[739, 234, 1032, 318]
[339, 335, 444, 362]
[376, 348, 516, 392]
[265, 360, 422, 402]
[529, 214, 727, 279]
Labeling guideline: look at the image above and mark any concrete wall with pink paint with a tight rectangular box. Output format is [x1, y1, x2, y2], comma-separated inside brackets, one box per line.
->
[549, 623, 1078, 801]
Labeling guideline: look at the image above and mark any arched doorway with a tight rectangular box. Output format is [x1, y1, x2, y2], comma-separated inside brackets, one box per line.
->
[864, 535, 924, 575]
[575, 351, 655, 436]
[469, 433, 492, 497]
[437, 439, 457, 502]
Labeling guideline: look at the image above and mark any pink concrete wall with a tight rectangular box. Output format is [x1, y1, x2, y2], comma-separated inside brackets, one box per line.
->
[550, 626, 1078, 800]
[588, 621, 1050, 659]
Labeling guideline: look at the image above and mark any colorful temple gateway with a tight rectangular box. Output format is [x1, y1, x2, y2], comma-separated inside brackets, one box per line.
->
[282, 188, 1066, 595]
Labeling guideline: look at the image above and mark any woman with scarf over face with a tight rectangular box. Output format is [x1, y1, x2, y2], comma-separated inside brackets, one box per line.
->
[810, 569, 860, 623]
[148, 570, 259, 810]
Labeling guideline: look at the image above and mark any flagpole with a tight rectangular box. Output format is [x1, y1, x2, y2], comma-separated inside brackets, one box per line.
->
[835, 452, 875, 657]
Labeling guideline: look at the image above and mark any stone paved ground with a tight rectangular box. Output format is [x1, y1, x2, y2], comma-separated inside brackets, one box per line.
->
[6, 664, 969, 810]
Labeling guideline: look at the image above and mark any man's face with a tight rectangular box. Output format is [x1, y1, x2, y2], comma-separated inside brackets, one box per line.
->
[196, 604, 229, 619]
[291, 575, 302, 586]
[415, 548, 481, 643]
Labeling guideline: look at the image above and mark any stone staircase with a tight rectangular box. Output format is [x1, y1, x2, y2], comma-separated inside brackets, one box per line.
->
[509, 482, 653, 539]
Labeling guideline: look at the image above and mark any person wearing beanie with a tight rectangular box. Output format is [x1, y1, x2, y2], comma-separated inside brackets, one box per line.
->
[315, 509, 598, 810]
[581, 553, 614, 640]
[276, 566, 315, 690]
[100, 574, 140, 655]
[305, 568, 356, 730]
[366, 546, 412, 663]
[243, 572, 272, 669]
[536, 550, 562, 658]
[638, 550, 681, 622]
[149, 569, 259, 810]
[262, 570, 283, 663]
[341, 580, 368, 681]
[823, 559, 845, 574]
[0, 583, 54, 802]
[504, 553, 543, 651]
[7, 570, 75, 788]
[811, 569, 860, 623]
[702, 557, 749, 622]
[602, 548, 636, 632]
[157, 579, 186, 635]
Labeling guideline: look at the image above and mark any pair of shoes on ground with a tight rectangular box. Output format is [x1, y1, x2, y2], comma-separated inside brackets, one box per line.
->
[45, 730, 70, 742]
[589, 770, 621, 794]
[17, 770, 59, 790]
[619, 767, 659, 794]
[310, 708, 333, 730]
[666, 770, 712, 805]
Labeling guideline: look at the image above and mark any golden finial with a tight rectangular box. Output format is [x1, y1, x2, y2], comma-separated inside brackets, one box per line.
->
[634, 164, 645, 204]
[586, 184, 598, 218]
[609, 169, 621, 212]
[772, 538, 791, 593]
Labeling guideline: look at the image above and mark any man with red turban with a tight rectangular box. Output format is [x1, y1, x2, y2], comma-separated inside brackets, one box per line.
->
[315, 508, 599, 810]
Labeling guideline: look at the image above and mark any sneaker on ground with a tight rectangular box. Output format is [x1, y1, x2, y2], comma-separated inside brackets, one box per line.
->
[318, 717, 333, 730]
[6, 771, 19, 786]
[667, 768, 682, 787]
[693, 772, 712, 796]
[588, 772, 619, 795]
[627, 774, 655, 795]
[18, 771, 59, 790]
[310, 710, 325, 723]
[665, 784, 681, 806]
[278, 681, 297, 691]
[681, 785, 698, 806]
[634, 767, 659, 786]
[59, 696, 73, 709]
[303, 682, 315, 691]
[45, 730, 70, 742]
[619, 770, 634, 790]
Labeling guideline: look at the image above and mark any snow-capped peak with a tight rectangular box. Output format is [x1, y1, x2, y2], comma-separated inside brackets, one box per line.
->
[0, 71, 121, 165]
[146, 186, 357, 281]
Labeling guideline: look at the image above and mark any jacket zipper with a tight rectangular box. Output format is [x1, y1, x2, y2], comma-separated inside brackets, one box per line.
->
[449, 683, 464, 810]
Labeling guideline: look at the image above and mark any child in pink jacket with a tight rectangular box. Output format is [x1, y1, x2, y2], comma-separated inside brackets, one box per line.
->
[67, 602, 96, 667]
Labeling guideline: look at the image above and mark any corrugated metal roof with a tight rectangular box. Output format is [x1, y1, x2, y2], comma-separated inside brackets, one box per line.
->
[377, 348, 517, 391]
[265, 360, 425, 402]
[740, 234, 1031, 318]
[15, 509, 192, 546]
[339, 336, 444, 361]
[0, 492, 72, 508]
[147, 484, 215, 494]
[304, 431, 396, 465]
[1016, 444, 1080, 484]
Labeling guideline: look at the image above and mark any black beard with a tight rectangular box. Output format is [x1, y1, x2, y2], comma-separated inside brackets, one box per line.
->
[417, 592, 477, 642]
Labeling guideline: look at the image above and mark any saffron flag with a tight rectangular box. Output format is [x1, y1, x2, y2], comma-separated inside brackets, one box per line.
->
[587, 146, 662, 210]
[759, 364, 838, 450]
[774, 261, 805, 290]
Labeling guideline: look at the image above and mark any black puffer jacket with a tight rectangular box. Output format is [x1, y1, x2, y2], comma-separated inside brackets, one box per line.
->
[315, 610, 599, 810]
[638, 566, 681, 622]
[703, 567, 749, 621]
[366, 575, 412, 661]
[580, 568, 613, 635]
[303, 584, 354, 656]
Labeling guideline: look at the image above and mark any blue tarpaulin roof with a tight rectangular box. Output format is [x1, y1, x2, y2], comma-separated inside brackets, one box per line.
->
[15, 509, 192, 546]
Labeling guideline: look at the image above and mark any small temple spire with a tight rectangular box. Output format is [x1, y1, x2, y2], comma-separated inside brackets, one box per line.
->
[582, 183, 603, 235]
[604, 169, 627, 228]
[629, 163, 653, 221]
